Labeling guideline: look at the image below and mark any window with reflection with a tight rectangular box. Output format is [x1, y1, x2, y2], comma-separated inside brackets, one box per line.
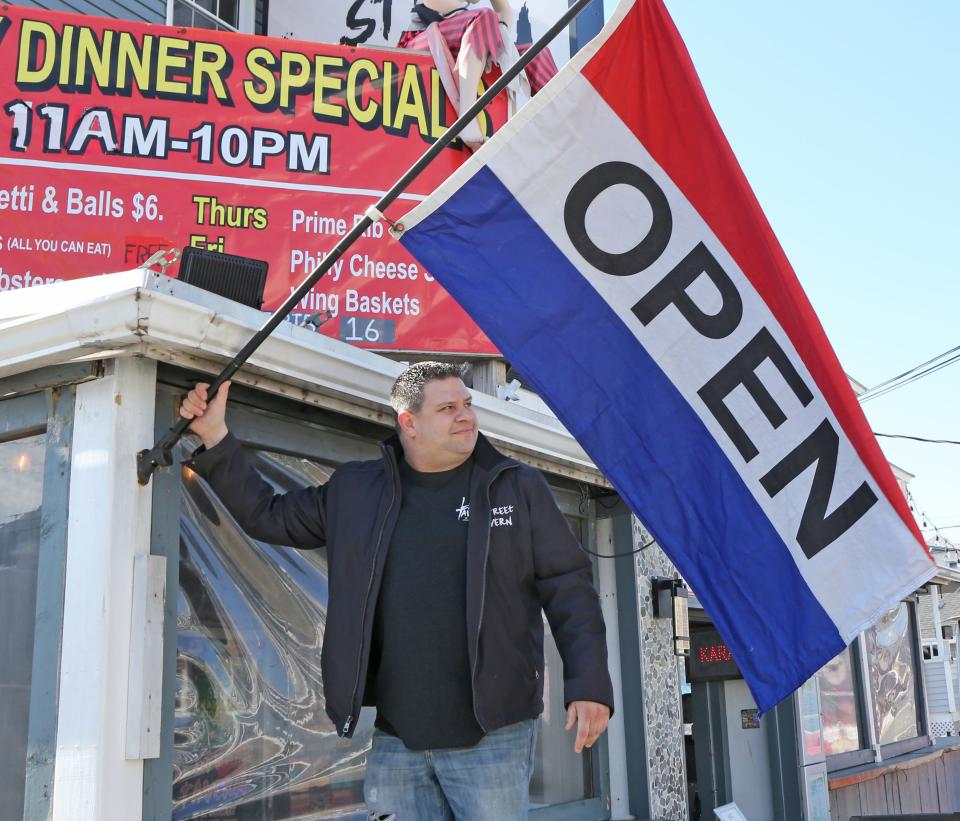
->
[865, 602, 919, 746]
[816, 646, 861, 755]
[174, 439, 598, 819]
[175, 443, 370, 820]
[0, 434, 46, 821]
[818, 600, 927, 769]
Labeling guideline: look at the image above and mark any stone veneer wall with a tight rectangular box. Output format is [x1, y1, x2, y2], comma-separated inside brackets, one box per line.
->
[633, 516, 688, 820]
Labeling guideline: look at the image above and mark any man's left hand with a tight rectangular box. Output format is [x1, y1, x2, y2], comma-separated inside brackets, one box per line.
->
[565, 700, 611, 753]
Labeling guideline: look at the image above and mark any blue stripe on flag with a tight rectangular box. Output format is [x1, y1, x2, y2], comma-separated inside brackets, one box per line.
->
[401, 166, 844, 711]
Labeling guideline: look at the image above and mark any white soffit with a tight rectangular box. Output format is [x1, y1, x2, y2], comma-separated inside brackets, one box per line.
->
[0, 270, 604, 483]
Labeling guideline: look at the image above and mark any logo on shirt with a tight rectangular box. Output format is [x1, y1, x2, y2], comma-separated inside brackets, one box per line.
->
[490, 504, 515, 528]
[456, 497, 470, 522]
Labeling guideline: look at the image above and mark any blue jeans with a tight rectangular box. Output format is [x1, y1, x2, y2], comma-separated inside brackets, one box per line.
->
[364, 719, 538, 820]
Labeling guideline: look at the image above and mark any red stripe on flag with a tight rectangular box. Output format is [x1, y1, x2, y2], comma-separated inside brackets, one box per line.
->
[580, 0, 925, 548]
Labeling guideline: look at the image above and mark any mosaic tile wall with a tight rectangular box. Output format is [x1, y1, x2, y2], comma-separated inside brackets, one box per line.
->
[633, 516, 688, 820]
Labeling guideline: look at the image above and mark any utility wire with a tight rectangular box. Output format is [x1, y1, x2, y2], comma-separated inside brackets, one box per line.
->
[578, 539, 657, 558]
[859, 344, 960, 403]
[864, 344, 960, 394]
[861, 353, 960, 402]
[578, 485, 657, 557]
[874, 432, 960, 446]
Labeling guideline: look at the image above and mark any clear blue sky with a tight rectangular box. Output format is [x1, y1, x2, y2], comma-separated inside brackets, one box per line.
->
[598, 1, 958, 543]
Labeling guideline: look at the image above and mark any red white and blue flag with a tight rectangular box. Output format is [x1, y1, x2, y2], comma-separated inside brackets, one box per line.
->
[393, 0, 934, 711]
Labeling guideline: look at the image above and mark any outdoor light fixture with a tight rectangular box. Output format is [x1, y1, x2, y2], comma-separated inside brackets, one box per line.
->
[178, 247, 269, 310]
[652, 576, 690, 656]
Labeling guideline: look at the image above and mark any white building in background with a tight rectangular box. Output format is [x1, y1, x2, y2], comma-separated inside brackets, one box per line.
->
[919, 562, 960, 739]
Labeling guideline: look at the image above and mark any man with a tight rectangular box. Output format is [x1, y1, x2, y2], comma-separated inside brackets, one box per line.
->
[180, 361, 613, 820]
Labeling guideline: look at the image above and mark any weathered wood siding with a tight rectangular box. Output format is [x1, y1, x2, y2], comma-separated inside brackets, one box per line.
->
[830, 747, 960, 820]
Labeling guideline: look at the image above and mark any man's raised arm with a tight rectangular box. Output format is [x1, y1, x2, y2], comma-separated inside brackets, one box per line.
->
[180, 381, 328, 549]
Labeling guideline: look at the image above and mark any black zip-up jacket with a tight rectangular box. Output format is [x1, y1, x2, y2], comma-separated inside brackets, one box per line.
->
[187, 430, 614, 738]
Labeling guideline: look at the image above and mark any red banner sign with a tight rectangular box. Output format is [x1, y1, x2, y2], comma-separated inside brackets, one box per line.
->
[0, 5, 502, 353]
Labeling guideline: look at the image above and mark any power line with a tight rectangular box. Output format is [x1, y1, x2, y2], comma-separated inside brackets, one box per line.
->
[865, 343, 960, 394]
[874, 432, 960, 446]
[865, 354, 960, 402]
[860, 352, 960, 402]
[858, 343, 960, 403]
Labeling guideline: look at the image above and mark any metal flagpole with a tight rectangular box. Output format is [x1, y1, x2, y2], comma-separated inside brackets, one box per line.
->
[136, 0, 595, 485]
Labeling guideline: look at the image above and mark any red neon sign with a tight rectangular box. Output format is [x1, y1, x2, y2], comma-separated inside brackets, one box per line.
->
[698, 643, 733, 664]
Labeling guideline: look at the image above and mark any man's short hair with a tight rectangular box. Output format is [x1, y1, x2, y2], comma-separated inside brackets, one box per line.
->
[390, 361, 468, 417]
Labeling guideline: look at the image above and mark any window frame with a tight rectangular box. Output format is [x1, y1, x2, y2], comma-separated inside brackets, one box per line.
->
[165, 0, 255, 33]
[0, 377, 78, 821]
[822, 637, 874, 771]
[868, 599, 929, 760]
[823, 599, 931, 773]
[922, 639, 941, 660]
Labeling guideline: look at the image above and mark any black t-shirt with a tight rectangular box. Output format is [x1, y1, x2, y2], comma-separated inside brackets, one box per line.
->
[370, 455, 484, 750]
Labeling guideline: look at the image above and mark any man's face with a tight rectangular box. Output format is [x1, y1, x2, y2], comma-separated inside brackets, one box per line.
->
[400, 377, 478, 468]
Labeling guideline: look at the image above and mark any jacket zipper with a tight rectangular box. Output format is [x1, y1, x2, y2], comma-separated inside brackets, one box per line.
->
[340, 458, 399, 737]
[470, 463, 517, 732]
